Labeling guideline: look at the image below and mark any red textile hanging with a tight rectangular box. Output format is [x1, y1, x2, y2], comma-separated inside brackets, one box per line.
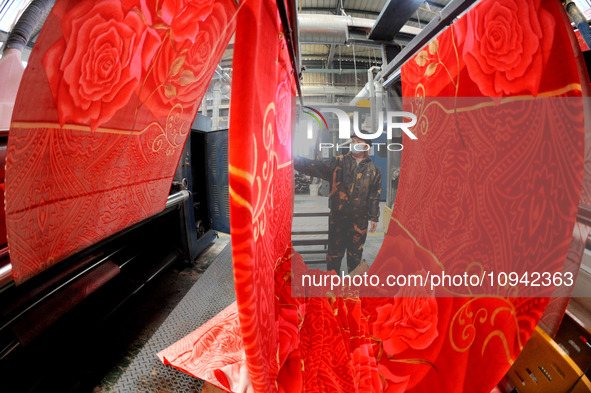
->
[6, 0, 237, 284]
[226, 0, 296, 389]
[160, 0, 299, 390]
[160, 0, 591, 392]
[362, 0, 591, 391]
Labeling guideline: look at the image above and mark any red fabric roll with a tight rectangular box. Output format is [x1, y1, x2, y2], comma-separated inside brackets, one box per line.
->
[6, 0, 237, 284]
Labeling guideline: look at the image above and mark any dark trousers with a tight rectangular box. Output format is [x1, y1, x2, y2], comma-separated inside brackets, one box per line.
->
[326, 212, 368, 273]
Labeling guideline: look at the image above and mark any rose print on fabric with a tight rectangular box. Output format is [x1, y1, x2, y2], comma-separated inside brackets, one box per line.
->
[454, 0, 555, 96]
[43, 0, 159, 130]
[42, 0, 234, 129]
[10, 0, 237, 284]
[159, 0, 215, 43]
[352, 345, 381, 392]
[136, 0, 215, 44]
[139, 1, 234, 119]
[402, 33, 464, 97]
[372, 296, 438, 356]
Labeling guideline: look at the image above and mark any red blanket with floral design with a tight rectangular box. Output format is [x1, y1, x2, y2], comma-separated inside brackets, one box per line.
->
[160, 0, 591, 392]
[5, 0, 591, 391]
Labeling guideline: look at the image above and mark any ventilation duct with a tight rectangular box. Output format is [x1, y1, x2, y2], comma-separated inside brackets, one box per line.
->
[298, 14, 420, 46]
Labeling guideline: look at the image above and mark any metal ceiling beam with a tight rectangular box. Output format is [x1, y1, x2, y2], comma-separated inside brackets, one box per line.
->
[302, 54, 376, 61]
[302, 7, 380, 16]
[298, 15, 418, 49]
[369, 0, 424, 41]
[300, 8, 428, 26]
[425, 1, 445, 9]
[349, 30, 415, 47]
[407, 17, 427, 25]
[303, 68, 366, 73]
[302, 85, 361, 95]
[298, 14, 416, 45]
[382, 0, 479, 88]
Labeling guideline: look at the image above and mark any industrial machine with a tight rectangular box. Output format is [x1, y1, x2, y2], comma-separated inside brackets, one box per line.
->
[0, 113, 230, 392]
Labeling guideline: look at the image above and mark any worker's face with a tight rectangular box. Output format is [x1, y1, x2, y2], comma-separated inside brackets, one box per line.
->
[351, 137, 369, 155]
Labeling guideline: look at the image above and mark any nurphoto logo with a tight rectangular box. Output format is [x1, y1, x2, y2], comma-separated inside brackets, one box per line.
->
[301, 106, 418, 152]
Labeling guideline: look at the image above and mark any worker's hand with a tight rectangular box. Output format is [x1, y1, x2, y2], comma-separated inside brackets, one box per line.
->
[369, 221, 378, 233]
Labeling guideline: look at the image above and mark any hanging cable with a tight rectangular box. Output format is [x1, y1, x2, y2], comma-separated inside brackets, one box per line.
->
[352, 43, 358, 89]
[420, 1, 436, 15]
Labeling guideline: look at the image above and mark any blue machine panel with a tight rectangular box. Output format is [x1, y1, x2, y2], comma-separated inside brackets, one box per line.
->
[192, 129, 230, 234]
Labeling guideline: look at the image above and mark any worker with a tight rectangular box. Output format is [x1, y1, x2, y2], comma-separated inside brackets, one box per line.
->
[294, 134, 382, 273]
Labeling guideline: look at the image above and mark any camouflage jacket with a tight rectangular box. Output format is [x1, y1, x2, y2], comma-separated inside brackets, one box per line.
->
[294, 152, 381, 222]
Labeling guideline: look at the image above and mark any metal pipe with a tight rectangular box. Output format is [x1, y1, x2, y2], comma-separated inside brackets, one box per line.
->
[298, 14, 421, 45]
[381, 0, 479, 88]
[302, 85, 361, 95]
[298, 13, 349, 44]
[303, 68, 366, 74]
[212, 82, 221, 130]
[165, 190, 190, 209]
[0, 245, 10, 291]
[0, 262, 12, 290]
[3, 0, 54, 53]
[201, 94, 208, 116]
[294, 0, 302, 78]
[349, 82, 371, 106]
[215, 65, 232, 84]
[349, 71, 381, 106]
[368, 66, 380, 131]
[0, 191, 188, 290]
[383, 69, 402, 90]
[566, 1, 591, 50]
[376, 80, 384, 130]
[0, 248, 122, 334]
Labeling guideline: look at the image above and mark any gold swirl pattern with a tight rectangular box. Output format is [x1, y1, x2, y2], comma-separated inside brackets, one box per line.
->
[409, 30, 460, 138]
[252, 102, 280, 242]
[408, 83, 583, 149]
[149, 103, 188, 156]
[412, 84, 429, 136]
[414, 84, 583, 115]
[449, 298, 522, 365]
